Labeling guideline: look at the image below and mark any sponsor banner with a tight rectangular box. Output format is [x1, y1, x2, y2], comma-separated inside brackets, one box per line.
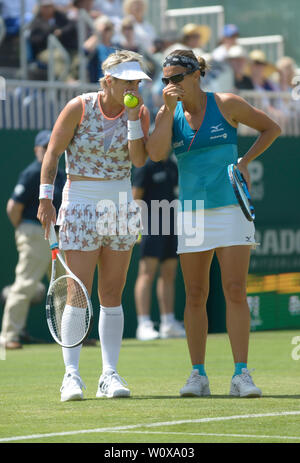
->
[242, 137, 300, 226]
[250, 227, 300, 273]
[247, 292, 300, 331]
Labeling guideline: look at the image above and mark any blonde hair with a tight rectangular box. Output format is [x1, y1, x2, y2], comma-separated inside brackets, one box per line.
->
[99, 49, 146, 88]
[93, 15, 114, 32]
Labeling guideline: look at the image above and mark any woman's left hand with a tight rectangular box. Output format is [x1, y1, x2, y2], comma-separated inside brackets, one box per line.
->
[237, 160, 251, 192]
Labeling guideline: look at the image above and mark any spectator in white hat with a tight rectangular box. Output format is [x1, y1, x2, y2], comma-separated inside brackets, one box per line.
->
[227, 45, 254, 90]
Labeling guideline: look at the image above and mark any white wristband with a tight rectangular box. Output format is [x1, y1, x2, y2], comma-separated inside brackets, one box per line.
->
[39, 184, 54, 200]
[127, 119, 144, 141]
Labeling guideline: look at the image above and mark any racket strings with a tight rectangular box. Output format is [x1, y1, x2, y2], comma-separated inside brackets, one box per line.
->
[48, 276, 89, 346]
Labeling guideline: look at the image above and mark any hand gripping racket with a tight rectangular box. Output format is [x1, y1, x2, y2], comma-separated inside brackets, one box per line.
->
[227, 164, 255, 222]
[46, 223, 94, 348]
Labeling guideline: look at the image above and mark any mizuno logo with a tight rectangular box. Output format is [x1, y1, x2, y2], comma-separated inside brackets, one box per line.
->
[210, 123, 224, 133]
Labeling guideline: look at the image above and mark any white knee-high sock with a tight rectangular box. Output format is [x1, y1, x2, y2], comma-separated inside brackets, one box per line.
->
[98, 305, 124, 374]
[61, 305, 85, 375]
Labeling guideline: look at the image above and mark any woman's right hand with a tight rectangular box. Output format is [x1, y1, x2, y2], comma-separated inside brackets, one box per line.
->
[163, 84, 185, 112]
[37, 199, 57, 240]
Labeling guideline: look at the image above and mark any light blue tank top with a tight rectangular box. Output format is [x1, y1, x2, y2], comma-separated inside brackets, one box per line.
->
[172, 92, 238, 211]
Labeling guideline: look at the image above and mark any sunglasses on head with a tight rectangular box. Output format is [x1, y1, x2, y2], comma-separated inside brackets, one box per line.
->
[162, 69, 195, 85]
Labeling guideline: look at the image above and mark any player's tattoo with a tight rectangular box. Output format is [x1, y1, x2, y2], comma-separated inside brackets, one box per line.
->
[46, 166, 57, 184]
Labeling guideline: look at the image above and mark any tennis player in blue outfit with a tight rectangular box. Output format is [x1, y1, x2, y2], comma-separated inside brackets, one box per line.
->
[146, 49, 281, 397]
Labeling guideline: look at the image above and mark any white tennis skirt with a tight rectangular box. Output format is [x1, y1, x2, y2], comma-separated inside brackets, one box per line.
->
[56, 178, 142, 251]
[177, 204, 257, 254]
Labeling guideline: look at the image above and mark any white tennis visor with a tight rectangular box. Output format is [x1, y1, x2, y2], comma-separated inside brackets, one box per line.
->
[104, 61, 152, 80]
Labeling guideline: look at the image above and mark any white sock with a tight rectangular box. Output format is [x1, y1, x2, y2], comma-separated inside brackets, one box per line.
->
[161, 312, 175, 325]
[138, 315, 151, 326]
[61, 305, 85, 375]
[99, 305, 124, 374]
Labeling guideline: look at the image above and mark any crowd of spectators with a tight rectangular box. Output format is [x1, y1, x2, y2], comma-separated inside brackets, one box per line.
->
[0, 0, 299, 127]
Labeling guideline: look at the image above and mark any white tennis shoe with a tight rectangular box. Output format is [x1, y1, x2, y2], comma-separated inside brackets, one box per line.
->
[230, 368, 262, 398]
[160, 320, 186, 339]
[180, 370, 211, 397]
[136, 321, 159, 341]
[60, 372, 86, 402]
[96, 370, 130, 398]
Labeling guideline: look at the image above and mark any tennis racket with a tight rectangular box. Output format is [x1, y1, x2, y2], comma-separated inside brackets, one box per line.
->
[227, 164, 255, 222]
[46, 223, 94, 348]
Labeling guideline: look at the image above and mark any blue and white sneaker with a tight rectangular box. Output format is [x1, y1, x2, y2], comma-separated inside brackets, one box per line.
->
[96, 370, 130, 398]
[230, 368, 262, 398]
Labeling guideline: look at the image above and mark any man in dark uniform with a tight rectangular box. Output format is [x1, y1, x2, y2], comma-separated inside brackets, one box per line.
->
[132, 154, 185, 341]
[0, 130, 65, 349]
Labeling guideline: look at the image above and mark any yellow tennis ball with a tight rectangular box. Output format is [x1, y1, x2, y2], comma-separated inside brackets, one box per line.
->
[124, 94, 139, 108]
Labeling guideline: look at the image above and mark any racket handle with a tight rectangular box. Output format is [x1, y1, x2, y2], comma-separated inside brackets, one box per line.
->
[49, 223, 58, 249]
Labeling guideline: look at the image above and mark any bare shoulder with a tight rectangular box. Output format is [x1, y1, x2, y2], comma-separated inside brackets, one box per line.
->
[64, 96, 83, 115]
[56, 96, 83, 126]
[213, 92, 245, 127]
[215, 92, 245, 108]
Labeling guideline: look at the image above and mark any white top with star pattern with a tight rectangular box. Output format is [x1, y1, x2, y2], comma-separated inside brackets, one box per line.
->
[65, 92, 131, 180]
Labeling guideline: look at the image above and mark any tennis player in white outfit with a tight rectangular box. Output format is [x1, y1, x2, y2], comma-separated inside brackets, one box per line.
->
[38, 50, 151, 401]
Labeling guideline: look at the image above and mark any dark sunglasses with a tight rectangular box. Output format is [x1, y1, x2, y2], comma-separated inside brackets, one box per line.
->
[162, 69, 195, 85]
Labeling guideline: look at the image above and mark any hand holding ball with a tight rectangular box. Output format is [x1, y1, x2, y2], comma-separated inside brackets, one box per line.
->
[124, 94, 139, 108]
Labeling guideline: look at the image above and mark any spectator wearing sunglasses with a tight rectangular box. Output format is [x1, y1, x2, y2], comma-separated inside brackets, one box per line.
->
[146, 49, 281, 399]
